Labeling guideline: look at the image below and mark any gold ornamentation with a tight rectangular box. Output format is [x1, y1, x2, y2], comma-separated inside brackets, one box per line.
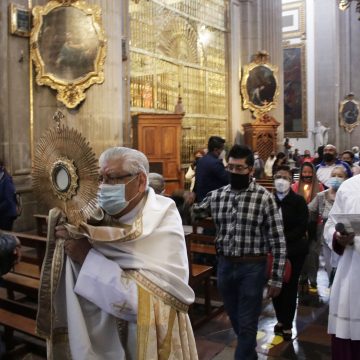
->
[126, 270, 189, 313]
[33, 125, 99, 225]
[30, 0, 107, 108]
[49, 157, 79, 201]
[241, 51, 280, 117]
[339, 93, 360, 133]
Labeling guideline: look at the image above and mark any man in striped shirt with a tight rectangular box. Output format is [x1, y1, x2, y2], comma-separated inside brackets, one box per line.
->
[193, 144, 286, 360]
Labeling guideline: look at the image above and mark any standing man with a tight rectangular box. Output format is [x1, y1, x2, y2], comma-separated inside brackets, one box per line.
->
[193, 144, 286, 360]
[253, 151, 264, 179]
[37, 147, 198, 360]
[194, 136, 228, 202]
[315, 144, 352, 187]
[264, 151, 276, 178]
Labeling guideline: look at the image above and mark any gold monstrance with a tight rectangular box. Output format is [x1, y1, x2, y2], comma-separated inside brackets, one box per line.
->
[33, 111, 99, 226]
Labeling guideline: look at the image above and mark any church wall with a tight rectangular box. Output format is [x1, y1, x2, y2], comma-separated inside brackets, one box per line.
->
[0, 0, 34, 231]
[313, 0, 360, 153]
[337, 7, 360, 150]
[1, 0, 127, 231]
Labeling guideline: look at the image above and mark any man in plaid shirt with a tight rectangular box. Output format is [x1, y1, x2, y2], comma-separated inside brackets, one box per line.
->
[193, 144, 286, 360]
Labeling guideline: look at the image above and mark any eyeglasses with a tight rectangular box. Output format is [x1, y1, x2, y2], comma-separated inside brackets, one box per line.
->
[226, 164, 250, 174]
[273, 175, 292, 181]
[98, 173, 135, 185]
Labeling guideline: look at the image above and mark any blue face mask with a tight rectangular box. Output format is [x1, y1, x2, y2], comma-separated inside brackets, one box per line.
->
[327, 176, 344, 190]
[97, 176, 138, 215]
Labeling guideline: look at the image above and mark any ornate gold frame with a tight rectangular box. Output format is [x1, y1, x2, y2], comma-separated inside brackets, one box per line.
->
[283, 42, 307, 138]
[240, 51, 280, 117]
[339, 94, 360, 133]
[30, 0, 107, 108]
[9, 3, 31, 37]
[49, 156, 79, 201]
[282, 1, 305, 39]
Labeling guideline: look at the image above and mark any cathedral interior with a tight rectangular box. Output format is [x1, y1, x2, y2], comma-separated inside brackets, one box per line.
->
[0, 0, 360, 358]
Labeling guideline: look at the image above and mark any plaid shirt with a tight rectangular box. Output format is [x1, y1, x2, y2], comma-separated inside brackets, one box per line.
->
[193, 181, 286, 287]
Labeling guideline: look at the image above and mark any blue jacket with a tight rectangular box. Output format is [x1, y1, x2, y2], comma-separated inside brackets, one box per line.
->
[194, 152, 229, 202]
[0, 173, 17, 218]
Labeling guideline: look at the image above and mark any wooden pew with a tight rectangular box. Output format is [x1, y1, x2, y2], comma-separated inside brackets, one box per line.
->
[185, 234, 213, 328]
[1, 272, 40, 300]
[0, 294, 45, 353]
[33, 214, 48, 237]
[5, 231, 46, 270]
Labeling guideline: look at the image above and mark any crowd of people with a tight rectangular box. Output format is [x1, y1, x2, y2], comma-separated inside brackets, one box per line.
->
[2, 138, 360, 360]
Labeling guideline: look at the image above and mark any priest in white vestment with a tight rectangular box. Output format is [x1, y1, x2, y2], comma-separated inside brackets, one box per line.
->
[36, 147, 198, 360]
[324, 174, 360, 359]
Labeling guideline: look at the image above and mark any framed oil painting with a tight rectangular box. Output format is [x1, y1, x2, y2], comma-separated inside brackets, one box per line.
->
[9, 3, 31, 37]
[30, 0, 107, 108]
[241, 51, 280, 117]
[283, 43, 307, 138]
[339, 94, 360, 133]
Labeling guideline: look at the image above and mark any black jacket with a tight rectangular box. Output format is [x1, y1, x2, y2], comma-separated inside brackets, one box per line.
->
[275, 190, 309, 257]
[0, 232, 17, 275]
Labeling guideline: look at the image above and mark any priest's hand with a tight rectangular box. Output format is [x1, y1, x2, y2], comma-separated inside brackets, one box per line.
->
[335, 231, 355, 247]
[55, 225, 92, 265]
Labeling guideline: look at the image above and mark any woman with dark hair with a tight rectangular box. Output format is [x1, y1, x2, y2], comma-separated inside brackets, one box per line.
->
[272, 165, 309, 340]
[292, 162, 324, 204]
[292, 162, 324, 292]
[272, 152, 287, 177]
[0, 161, 17, 230]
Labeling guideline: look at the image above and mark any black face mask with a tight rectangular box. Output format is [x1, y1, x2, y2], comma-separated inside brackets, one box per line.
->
[229, 173, 250, 190]
[301, 176, 313, 182]
[323, 153, 335, 162]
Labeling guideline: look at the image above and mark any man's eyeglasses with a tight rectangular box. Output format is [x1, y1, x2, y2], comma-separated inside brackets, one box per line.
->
[226, 164, 250, 174]
[98, 173, 134, 185]
[273, 175, 292, 181]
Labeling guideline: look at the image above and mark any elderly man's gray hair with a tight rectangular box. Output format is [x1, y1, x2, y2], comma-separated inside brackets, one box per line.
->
[148, 173, 165, 194]
[99, 147, 149, 175]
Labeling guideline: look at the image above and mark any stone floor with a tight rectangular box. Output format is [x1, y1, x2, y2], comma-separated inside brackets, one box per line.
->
[1, 262, 331, 359]
[194, 262, 331, 359]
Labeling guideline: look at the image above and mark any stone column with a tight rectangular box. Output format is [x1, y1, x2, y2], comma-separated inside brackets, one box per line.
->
[229, 0, 283, 149]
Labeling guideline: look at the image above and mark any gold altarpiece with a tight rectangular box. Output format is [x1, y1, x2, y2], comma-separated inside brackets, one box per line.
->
[129, 0, 228, 165]
[243, 114, 280, 162]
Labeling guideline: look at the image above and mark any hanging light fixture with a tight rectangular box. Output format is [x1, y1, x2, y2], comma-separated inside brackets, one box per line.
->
[339, 0, 360, 20]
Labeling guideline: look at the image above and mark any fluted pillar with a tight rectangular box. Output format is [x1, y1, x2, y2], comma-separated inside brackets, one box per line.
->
[229, 0, 283, 149]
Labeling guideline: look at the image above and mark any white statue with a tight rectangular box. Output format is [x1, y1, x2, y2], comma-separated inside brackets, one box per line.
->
[313, 121, 330, 150]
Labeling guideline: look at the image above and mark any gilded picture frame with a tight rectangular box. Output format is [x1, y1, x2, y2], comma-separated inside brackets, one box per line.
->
[283, 43, 307, 138]
[30, 0, 107, 108]
[339, 96, 360, 133]
[9, 3, 31, 37]
[282, 1, 305, 40]
[241, 52, 280, 116]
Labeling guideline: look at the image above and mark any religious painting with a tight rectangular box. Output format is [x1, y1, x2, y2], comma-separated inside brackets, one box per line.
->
[9, 3, 31, 37]
[30, 0, 107, 108]
[241, 51, 280, 117]
[283, 43, 307, 138]
[339, 95, 360, 133]
[282, 1, 305, 39]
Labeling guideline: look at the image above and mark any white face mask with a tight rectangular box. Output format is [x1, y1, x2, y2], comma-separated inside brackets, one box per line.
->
[274, 178, 291, 193]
